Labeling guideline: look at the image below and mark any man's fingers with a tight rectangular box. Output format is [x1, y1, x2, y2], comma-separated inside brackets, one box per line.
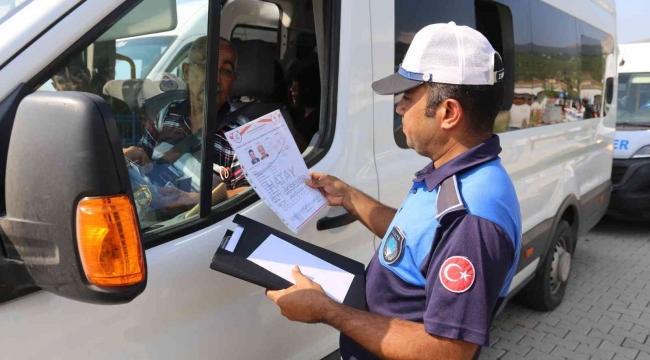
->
[291, 265, 313, 286]
[157, 187, 177, 196]
[306, 172, 328, 188]
[266, 289, 281, 303]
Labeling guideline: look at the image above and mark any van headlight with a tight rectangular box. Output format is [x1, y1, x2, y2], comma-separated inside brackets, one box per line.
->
[632, 145, 650, 158]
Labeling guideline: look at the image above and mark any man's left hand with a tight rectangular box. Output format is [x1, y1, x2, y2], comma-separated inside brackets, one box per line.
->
[266, 266, 333, 324]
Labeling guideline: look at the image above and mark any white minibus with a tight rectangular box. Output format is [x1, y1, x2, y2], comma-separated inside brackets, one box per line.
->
[0, 0, 616, 358]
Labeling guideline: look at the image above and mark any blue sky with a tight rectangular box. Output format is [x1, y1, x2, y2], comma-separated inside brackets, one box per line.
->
[617, 0, 650, 44]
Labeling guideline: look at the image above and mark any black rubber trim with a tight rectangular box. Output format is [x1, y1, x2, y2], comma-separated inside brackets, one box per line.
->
[199, 1, 222, 218]
[317, 212, 357, 231]
[0, 0, 87, 72]
[304, 0, 340, 168]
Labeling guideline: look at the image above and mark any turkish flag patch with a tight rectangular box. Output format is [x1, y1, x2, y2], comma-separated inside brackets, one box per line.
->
[439, 256, 475, 293]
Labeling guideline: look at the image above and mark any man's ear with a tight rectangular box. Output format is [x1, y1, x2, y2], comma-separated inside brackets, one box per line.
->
[182, 63, 190, 83]
[440, 99, 463, 130]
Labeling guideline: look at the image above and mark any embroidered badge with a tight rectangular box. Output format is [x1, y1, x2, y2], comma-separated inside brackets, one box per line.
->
[439, 256, 475, 293]
[383, 226, 406, 264]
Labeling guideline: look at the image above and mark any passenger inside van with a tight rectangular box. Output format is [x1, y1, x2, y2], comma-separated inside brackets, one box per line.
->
[51, 58, 137, 125]
[124, 36, 252, 209]
[286, 54, 321, 146]
[51, 63, 92, 92]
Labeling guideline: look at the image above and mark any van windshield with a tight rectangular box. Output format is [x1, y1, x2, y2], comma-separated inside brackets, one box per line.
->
[115, 36, 176, 80]
[617, 72, 650, 125]
[0, 0, 33, 27]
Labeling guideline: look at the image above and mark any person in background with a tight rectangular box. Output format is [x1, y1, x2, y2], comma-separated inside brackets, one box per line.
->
[582, 98, 595, 119]
[287, 55, 321, 147]
[530, 94, 542, 127]
[51, 64, 92, 92]
[508, 94, 531, 131]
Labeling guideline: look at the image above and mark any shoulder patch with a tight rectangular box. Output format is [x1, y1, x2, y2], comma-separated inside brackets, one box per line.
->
[439, 256, 475, 293]
[436, 175, 465, 221]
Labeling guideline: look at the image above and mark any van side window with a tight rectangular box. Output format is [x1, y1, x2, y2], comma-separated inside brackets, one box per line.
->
[578, 21, 614, 118]
[35, 0, 213, 234]
[529, 0, 579, 126]
[393, 0, 475, 148]
[31, 0, 336, 244]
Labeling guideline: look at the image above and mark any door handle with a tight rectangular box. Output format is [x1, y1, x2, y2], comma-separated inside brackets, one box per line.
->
[317, 212, 357, 231]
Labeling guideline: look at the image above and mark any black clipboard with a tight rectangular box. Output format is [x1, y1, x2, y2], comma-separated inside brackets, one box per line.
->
[210, 214, 367, 310]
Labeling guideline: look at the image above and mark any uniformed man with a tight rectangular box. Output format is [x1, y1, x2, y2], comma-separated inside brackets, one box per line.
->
[266, 22, 522, 360]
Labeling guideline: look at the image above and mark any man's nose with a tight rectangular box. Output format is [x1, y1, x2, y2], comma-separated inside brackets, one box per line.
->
[216, 74, 223, 92]
[396, 102, 406, 116]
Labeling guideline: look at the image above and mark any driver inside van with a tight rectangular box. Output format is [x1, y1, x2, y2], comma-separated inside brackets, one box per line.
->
[124, 36, 251, 208]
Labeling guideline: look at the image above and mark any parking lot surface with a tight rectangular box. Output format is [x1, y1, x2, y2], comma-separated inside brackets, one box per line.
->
[482, 217, 650, 360]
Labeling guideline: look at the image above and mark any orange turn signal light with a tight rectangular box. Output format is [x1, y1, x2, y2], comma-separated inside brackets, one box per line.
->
[76, 195, 145, 287]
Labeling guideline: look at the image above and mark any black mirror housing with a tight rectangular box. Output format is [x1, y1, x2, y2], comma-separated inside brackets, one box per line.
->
[0, 92, 146, 304]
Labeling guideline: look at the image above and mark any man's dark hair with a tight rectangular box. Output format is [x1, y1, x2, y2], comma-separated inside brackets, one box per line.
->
[424, 82, 504, 135]
[248, 149, 254, 154]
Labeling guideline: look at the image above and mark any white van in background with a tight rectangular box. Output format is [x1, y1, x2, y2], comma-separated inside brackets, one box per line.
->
[608, 42, 650, 221]
[0, 0, 616, 359]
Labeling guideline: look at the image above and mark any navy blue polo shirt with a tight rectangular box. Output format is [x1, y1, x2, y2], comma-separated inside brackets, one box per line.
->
[340, 136, 522, 359]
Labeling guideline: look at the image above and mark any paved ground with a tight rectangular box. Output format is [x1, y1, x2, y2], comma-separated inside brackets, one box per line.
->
[482, 217, 650, 360]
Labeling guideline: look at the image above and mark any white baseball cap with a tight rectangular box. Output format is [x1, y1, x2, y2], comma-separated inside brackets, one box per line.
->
[372, 22, 504, 95]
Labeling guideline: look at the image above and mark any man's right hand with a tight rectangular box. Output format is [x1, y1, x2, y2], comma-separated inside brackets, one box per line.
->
[124, 146, 152, 166]
[124, 146, 153, 173]
[306, 172, 351, 208]
[307, 172, 397, 239]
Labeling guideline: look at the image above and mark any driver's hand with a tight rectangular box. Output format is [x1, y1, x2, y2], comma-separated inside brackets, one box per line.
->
[157, 186, 200, 209]
[122, 146, 152, 172]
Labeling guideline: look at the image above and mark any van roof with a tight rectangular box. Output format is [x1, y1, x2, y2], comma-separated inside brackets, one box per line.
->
[619, 43, 650, 74]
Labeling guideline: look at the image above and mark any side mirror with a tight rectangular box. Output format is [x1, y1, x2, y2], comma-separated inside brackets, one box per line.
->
[0, 92, 147, 304]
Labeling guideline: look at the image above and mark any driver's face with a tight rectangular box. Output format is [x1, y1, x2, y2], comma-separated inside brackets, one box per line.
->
[217, 42, 237, 110]
[249, 151, 256, 159]
[182, 41, 237, 113]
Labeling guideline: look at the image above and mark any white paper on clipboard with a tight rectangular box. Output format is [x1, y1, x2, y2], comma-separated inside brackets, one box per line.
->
[247, 234, 354, 303]
[225, 110, 327, 233]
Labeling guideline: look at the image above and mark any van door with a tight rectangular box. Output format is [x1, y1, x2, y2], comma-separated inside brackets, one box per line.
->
[0, 0, 377, 359]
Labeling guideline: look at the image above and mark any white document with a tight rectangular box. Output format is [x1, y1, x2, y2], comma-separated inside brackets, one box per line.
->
[225, 110, 328, 233]
[247, 235, 354, 303]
